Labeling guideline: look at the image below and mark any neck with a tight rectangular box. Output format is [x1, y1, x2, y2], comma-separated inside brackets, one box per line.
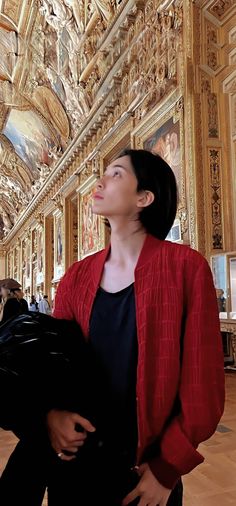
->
[108, 219, 147, 265]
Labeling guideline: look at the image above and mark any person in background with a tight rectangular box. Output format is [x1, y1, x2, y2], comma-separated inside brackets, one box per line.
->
[29, 295, 39, 312]
[10, 288, 29, 313]
[216, 288, 226, 313]
[0, 279, 24, 324]
[38, 295, 51, 315]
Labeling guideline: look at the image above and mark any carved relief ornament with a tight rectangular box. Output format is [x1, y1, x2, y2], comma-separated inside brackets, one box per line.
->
[209, 148, 223, 250]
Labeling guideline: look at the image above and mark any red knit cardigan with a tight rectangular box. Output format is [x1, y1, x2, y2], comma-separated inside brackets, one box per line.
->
[53, 234, 225, 489]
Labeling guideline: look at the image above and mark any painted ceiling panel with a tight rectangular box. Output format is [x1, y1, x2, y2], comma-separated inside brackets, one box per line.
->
[2, 0, 21, 26]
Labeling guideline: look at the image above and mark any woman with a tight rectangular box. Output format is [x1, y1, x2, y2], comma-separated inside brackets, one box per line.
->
[29, 295, 39, 312]
[0, 283, 23, 325]
[47, 149, 224, 506]
[10, 287, 29, 313]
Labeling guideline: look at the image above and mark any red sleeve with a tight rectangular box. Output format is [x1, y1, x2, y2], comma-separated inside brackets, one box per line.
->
[149, 257, 225, 488]
[53, 263, 78, 320]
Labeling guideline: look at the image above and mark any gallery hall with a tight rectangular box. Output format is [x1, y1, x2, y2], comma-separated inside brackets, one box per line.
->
[0, 0, 236, 505]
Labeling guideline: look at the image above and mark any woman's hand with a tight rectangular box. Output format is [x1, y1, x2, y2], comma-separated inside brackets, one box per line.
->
[122, 463, 172, 506]
[47, 409, 96, 461]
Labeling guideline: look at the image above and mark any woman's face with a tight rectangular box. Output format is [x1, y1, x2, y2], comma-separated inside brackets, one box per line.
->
[92, 155, 141, 219]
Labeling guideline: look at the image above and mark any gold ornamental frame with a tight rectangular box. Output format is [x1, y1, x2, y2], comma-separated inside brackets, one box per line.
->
[77, 174, 105, 260]
[53, 210, 64, 282]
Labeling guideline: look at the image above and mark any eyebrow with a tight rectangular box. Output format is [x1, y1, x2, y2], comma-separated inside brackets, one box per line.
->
[105, 164, 128, 172]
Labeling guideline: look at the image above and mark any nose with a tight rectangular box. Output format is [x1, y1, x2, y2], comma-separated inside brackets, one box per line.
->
[96, 177, 104, 190]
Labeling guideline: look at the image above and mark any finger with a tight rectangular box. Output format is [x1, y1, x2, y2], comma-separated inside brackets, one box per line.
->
[56, 451, 76, 462]
[73, 414, 96, 433]
[61, 445, 82, 454]
[159, 499, 168, 506]
[61, 449, 78, 456]
[62, 441, 85, 452]
[68, 432, 87, 443]
[137, 498, 148, 506]
[137, 464, 148, 476]
[72, 432, 87, 441]
[65, 440, 84, 448]
[59, 454, 76, 462]
[122, 487, 140, 506]
[160, 491, 172, 506]
[57, 434, 87, 448]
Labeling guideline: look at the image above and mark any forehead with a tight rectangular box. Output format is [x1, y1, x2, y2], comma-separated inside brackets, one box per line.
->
[108, 155, 133, 171]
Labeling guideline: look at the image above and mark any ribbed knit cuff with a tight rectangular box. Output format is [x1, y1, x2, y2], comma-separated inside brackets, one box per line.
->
[148, 455, 180, 489]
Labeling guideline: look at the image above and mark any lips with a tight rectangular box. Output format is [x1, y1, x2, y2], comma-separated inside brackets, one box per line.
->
[93, 193, 104, 200]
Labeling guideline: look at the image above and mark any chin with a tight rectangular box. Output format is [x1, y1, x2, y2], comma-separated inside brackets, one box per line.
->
[92, 204, 103, 215]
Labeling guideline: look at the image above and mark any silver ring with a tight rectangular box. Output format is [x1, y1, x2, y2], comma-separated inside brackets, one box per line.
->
[57, 452, 63, 458]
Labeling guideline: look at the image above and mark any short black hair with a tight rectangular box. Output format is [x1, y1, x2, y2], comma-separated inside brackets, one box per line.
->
[119, 149, 178, 240]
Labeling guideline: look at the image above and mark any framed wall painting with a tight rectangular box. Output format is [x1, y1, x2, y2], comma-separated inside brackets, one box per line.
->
[3, 109, 57, 175]
[25, 239, 31, 288]
[144, 116, 181, 191]
[78, 174, 104, 260]
[133, 96, 188, 243]
[21, 240, 26, 289]
[166, 218, 182, 243]
[7, 250, 13, 279]
[54, 212, 64, 280]
[36, 226, 44, 284]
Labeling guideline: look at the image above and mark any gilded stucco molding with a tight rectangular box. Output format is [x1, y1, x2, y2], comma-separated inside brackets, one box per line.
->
[51, 194, 63, 213]
[220, 321, 236, 335]
[207, 0, 235, 24]
[4, 0, 236, 283]
[209, 148, 223, 250]
[223, 72, 236, 94]
[0, 246, 6, 258]
[191, 2, 207, 254]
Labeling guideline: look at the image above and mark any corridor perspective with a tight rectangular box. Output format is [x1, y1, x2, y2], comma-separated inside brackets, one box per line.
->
[1, 0, 236, 505]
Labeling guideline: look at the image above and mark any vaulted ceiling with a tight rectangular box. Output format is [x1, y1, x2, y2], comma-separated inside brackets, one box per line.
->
[0, 0, 235, 242]
[0, 0, 105, 240]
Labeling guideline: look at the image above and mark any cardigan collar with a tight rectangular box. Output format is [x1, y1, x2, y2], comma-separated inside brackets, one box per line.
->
[92, 234, 162, 289]
[135, 234, 162, 271]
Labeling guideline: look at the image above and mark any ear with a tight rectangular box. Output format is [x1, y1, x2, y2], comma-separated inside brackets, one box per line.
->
[136, 190, 155, 209]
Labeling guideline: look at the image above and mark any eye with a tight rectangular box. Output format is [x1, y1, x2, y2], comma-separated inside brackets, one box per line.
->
[113, 170, 121, 177]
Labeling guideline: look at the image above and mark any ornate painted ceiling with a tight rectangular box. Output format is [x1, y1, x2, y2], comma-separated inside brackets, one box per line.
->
[0, 0, 115, 240]
[0, 0, 235, 242]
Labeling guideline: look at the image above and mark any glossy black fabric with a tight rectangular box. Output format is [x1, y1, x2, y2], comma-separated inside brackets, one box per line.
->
[0, 312, 105, 433]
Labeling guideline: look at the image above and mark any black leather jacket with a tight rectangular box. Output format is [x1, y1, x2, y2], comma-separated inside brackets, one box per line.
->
[0, 312, 102, 435]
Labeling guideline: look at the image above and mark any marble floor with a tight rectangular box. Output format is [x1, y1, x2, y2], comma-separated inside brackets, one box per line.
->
[0, 373, 235, 505]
